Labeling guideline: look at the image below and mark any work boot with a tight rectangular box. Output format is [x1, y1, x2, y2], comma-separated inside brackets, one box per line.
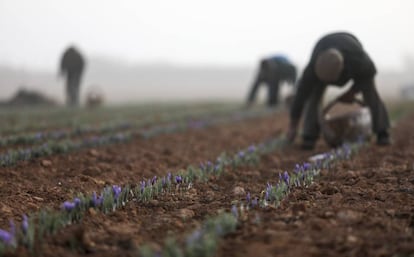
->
[376, 131, 391, 146]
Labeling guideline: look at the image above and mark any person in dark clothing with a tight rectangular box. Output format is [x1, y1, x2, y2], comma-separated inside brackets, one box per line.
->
[287, 32, 391, 149]
[59, 46, 85, 107]
[247, 55, 297, 107]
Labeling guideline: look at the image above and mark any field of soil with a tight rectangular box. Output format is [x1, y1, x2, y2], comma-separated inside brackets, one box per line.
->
[0, 104, 413, 257]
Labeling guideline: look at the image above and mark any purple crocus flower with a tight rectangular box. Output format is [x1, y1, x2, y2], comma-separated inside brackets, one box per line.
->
[206, 161, 213, 169]
[186, 230, 202, 245]
[214, 164, 220, 173]
[343, 144, 352, 157]
[247, 145, 256, 153]
[175, 175, 182, 184]
[155, 252, 163, 257]
[267, 182, 272, 191]
[92, 192, 104, 207]
[21, 215, 29, 235]
[162, 177, 167, 187]
[303, 162, 312, 171]
[315, 159, 322, 169]
[294, 164, 302, 174]
[199, 162, 206, 171]
[34, 132, 43, 140]
[252, 197, 258, 207]
[231, 205, 238, 218]
[151, 176, 157, 185]
[167, 172, 172, 182]
[238, 151, 245, 159]
[90, 136, 99, 144]
[62, 201, 76, 211]
[189, 120, 204, 129]
[114, 133, 126, 141]
[0, 221, 16, 245]
[282, 171, 290, 186]
[246, 192, 251, 203]
[0, 229, 13, 245]
[112, 185, 122, 199]
[140, 181, 146, 193]
[9, 221, 15, 239]
[265, 189, 270, 201]
[324, 152, 332, 160]
[74, 197, 81, 206]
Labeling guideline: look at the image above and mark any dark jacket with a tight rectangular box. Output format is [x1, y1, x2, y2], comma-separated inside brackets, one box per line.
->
[248, 55, 296, 104]
[290, 32, 377, 120]
[60, 47, 85, 76]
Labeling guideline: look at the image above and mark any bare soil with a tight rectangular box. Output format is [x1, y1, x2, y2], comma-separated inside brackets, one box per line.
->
[1, 110, 413, 257]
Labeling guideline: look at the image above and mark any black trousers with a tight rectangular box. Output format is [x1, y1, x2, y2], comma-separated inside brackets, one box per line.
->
[66, 73, 82, 107]
[302, 79, 390, 142]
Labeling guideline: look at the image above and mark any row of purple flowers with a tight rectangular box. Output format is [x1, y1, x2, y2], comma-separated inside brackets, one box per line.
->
[0, 135, 362, 255]
[0, 108, 276, 167]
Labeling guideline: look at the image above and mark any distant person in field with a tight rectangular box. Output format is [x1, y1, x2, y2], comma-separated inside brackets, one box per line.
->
[246, 55, 297, 107]
[287, 32, 391, 150]
[59, 46, 85, 107]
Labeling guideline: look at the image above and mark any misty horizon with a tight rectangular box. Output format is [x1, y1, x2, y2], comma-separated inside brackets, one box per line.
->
[1, 55, 413, 105]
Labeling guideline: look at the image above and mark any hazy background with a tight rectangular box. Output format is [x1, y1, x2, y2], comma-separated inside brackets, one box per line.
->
[1, 0, 413, 104]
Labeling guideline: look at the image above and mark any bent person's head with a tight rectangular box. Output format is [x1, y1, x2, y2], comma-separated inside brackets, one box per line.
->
[314, 48, 344, 83]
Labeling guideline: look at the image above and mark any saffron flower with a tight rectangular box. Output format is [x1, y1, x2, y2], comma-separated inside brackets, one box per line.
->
[282, 171, 290, 186]
[247, 145, 256, 153]
[74, 197, 81, 206]
[92, 192, 103, 207]
[294, 164, 302, 174]
[112, 185, 122, 199]
[175, 175, 182, 184]
[303, 162, 312, 170]
[140, 181, 146, 193]
[22, 215, 29, 235]
[231, 205, 238, 218]
[0, 229, 13, 245]
[265, 189, 270, 201]
[246, 192, 251, 204]
[252, 197, 258, 207]
[62, 201, 76, 211]
[151, 176, 157, 185]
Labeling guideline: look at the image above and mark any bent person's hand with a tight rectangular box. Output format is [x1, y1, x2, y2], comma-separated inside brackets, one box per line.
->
[337, 90, 356, 103]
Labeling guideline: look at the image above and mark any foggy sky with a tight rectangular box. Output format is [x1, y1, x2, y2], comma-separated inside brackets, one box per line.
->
[0, 0, 413, 71]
